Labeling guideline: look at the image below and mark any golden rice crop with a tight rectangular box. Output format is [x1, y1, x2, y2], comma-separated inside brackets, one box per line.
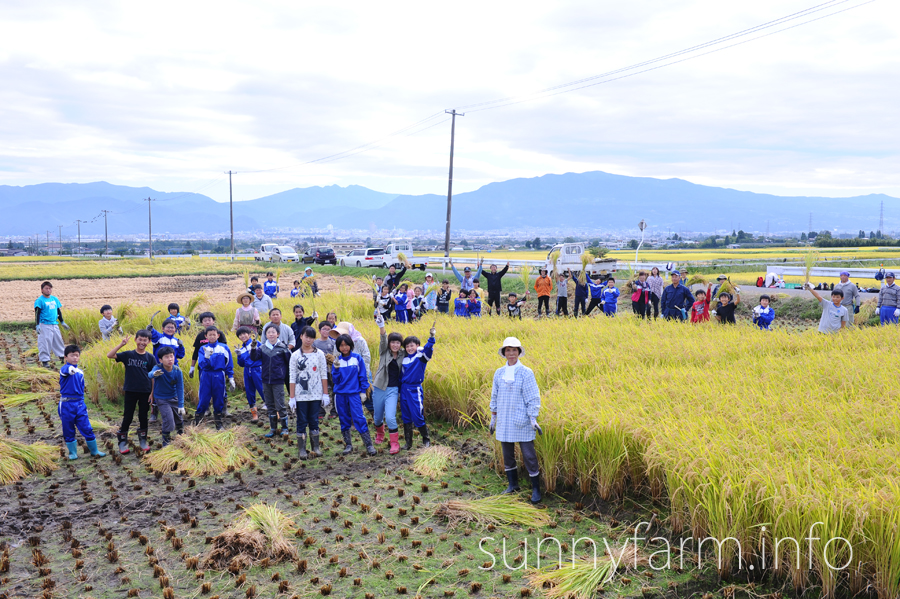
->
[204, 502, 297, 569]
[412, 445, 456, 479]
[0, 393, 48, 408]
[0, 257, 264, 281]
[144, 426, 255, 476]
[434, 494, 551, 527]
[0, 365, 56, 394]
[518, 265, 532, 289]
[0, 438, 59, 484]
[525, 557, 616, 599]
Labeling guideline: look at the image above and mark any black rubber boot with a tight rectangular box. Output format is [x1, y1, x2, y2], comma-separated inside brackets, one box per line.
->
[418, 425, 431, 448]
[297, 433, 308, 460]
[192, 411, 205, 427]
[359, 430, 376, 456]
[138, 429, 150, 453]
[529, 474, 541, 504]
[279, 416, 289, 437]
[309, 431, 321, 457]
[161, 432, 171, 447]
[502, 469, 520, 494]
[265, 414, 278, 438]
[213, 411, 224, 431]
[403, 423, 414, 451]
[116, 431, 130, 455]
[149, 405, 158, 423]
[341, 429, 353, 455]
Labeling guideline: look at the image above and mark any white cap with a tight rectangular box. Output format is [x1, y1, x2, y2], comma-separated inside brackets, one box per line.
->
[425, 272, 434, 279]
[499, 336, 525, 357]
[305, 267, 312, 272]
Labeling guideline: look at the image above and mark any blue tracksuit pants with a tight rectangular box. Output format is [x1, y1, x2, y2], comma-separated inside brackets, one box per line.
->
[197, 371, 226, 415]
[398, 385, 426, 427]
[879, 306, 898, 325]
[243, 367, 262, 408]
[334, 392, 368, 433]
[603, 304, 617, 317]
[395, 309, 408, 323]
[59, 399, 95, 443]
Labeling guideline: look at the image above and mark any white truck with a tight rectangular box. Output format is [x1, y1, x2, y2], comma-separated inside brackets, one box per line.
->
[255, 243, 300, 262]
[545, 243, 617, 281]
[384, 242, 428, 271]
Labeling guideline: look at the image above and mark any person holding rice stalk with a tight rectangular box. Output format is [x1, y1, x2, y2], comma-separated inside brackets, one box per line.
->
[34, 281, 70, 369]
[480, 262, 510, 316]
[371, 311, 405, 454]
[422, 273, 439, 314]
[490, 337, 543, 504]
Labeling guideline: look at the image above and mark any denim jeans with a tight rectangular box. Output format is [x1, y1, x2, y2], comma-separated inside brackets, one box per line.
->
[372, 386, 399, 430]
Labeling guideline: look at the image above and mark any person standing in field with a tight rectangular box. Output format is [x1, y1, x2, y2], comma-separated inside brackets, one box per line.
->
[422, 273, 439, 314]
[288, 326, 328, 459]
[833, 271, 861, 325]
[372, 312, 405, 454]
[34, 281, 69, 368]
[555, 272, 569, 317]
[647, 267, 664, 319]
[489, 337, 543, 504]
[332, 333, 376, 456]
[630, 271, 651, 318]
[480, 262, 510, 316]
[107, 331, 157, 454]
[533, 268, 553, 317]
[251, 284, 274, 316]
[384, 261, 408, 293]
[450, 258, 482, 293]
[568, 270, 588, 318]
[232, 292, 261, 333]
[710, 274, 727, 301]
[660, 271, 694, 321]
[876, 271, 900, 325]
[713, 291, 740, 324]
[329, 322, 374, 415]
[806, 283, 848, 333]
[690, 286, 711, 323]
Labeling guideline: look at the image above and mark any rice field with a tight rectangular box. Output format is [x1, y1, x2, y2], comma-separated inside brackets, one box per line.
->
[0, 257, 283, 281]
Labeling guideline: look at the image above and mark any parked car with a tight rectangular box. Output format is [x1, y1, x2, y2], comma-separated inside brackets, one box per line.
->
[302, 246, 336, 265]
[255, 243, 299, 262]
[339, 248, 387, 268]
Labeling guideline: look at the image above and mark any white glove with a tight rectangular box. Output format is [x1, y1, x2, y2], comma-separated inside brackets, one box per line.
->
[894, 308, 899, 319]
[489, 415, 496, 434]
[710, 310, 717, 317]
[177, 407, 186, 416]
[312, 311, 318, 319]
[62, 322, 70, 330]
[35, 324, 41, 334]
[188, 366, 195, 378]
[531, 416, 543, 435]
[203, 346, 213, 358]
[804, 282, 814, 290]
[151, 369, 164, 378]
[228, 377, 236, 390]
[289, 396, 297, 411]
[734, 286, 741, 293]
[429, 328, 436, 338]
[375, 313, 385, 327]
[321, 393, 331, 408]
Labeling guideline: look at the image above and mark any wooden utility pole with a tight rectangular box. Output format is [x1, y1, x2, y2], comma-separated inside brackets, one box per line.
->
[226, 170, 235, 260]
[443, 109, 464, 258]
[144, 198, 155, 258]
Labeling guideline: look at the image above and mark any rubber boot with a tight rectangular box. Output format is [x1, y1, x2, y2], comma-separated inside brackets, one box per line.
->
[359, 430, 376, 456]
[529, 474, 541, 504]
[280, 416, 289, 437]
[309, 431, 321, 457]
[176, 425, 184, 436]
[502, 469, 520, 494]
[192, 411, 205, 427]
[86, 439, 106, 457]
[41, 361, 51, 369]
[65, 441, 78, 460]
[418, 425, 431, 448]
[265, 414, 278, 438]
[388, 431, 400, 455]
[161, 432, 171, 447]
[138, 429, 150, 453]
[250, 406, 258, 423]
[213, 411, 224, 431]
[403, 423, 414, 451]
[297, 433, 308, 460]
[374, 424, 385, 445]
[117, 431, 130, 455]
[149, 405, 158, 423]
[341, 429, 353, 455]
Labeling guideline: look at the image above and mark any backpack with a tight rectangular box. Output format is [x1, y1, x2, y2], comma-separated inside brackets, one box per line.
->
[756, 277, 764, 287]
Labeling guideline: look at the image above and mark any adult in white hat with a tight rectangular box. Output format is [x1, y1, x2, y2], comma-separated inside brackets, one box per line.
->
[489, 337, 543, 503]
[422, 272, 439, 312]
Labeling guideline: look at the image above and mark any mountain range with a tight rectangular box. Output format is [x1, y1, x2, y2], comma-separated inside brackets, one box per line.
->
[0, 172, 895, 236]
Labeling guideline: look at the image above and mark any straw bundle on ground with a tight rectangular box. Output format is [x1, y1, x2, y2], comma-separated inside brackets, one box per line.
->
[0, 438, 59, 485]
[144, 426, 255, 476]
[412, 445, 456, 479]
[204, 503, 297, 569]
[0, 393, 49, 408]
[0, 365, 57, 394]
[434, 494, 550, 527]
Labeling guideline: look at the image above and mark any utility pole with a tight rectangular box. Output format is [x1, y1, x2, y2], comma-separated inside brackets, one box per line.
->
[57, 225, 63, 254]
[442, 109, 464, 258]
[226, 170, 235, 260]
[75, 220, 85, 255]
[879, 200, 884, 237]
[809, 212, 813, 234]
[144, 197, 155, 258]
[46, 230, 50, 254]
[100, 210, 111, 256]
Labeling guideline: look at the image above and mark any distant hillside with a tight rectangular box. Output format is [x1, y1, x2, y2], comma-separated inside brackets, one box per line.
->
[0, 174, 896, 235]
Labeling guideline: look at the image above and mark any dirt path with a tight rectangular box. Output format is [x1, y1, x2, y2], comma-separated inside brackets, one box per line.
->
[1, 274, 373, 322]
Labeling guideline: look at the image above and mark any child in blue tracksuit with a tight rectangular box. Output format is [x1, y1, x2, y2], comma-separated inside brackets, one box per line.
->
[194, 326, 235, 430]
[584, 278, 606, 316]
[752, 294, 776, 330]
[166, 303, 189, 332]
[393, 285, 409, 323]
[264, 272, 279, 299]
[235, 326, 263, 422]
[467, 290, 482, 317]
[59, 345, 105, 460]
[569, 271, 588, 318]
[331, 334, 375, 456]
[454, 290, 469, 317]
[399, 329, 435, 450]
[600, 279, 620, 317]
[149, 318, 185, 364]
[148, 346, 185, 446]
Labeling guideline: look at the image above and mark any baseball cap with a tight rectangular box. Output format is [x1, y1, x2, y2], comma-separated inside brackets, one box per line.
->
[716, 275, 727, 280]
[839, 271, 850, 277]
[887, 272, 896, 278]
[464, 267, 471, 272]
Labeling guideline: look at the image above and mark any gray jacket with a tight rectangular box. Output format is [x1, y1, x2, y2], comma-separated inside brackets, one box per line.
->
[833, 281, 860, 308]
[372, 332, 404, 391]
[877, 283, 900, 309]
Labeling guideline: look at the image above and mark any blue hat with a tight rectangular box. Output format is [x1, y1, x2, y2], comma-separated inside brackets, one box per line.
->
[671, 270, 681, 276]
[839, 271, 850, 277]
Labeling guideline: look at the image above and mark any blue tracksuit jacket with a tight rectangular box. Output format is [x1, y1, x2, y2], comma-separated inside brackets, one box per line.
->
[197, 341, 233, 414]
[59, 363, 95, 442]
[600, 287, 620, 305]
[236, 340, 263, 406]
[148, 365, 185, 408]
[332, 352, 369, 394]
[587, 280, 604, 299]
[149, 326, 185, 364]
[264, 280, 279, 298]
[399, 337, 434, 427]
[454, 298, 469, 317]
[753, 306, 776, 330]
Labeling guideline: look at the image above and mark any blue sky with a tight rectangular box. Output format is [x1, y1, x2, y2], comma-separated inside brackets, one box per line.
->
[0, 0, 896, 203]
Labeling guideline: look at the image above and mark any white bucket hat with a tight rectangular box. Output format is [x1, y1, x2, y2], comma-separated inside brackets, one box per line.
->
[499, 336, 525, 357]
[425, 272, 434, 279]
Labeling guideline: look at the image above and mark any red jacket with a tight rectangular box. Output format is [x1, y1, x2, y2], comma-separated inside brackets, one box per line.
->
[690, 286, 711, 323]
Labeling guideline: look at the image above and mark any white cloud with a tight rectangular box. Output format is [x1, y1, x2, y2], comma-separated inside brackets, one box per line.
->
[0, 0, 896, 203]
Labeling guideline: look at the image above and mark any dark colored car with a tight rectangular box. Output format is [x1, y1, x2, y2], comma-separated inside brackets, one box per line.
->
[302, 246, 336, 265]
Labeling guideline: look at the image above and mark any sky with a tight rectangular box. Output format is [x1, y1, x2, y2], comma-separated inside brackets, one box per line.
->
[0, 0, 896, 204]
